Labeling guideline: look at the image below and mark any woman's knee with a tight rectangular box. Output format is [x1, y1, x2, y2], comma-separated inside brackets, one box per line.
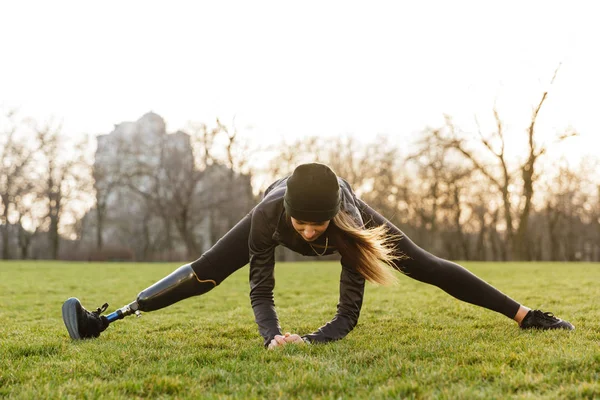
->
[191, 251, 248, 285]
[393, 251, 446, 283]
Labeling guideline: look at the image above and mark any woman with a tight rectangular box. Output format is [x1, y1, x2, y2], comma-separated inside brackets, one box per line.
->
[62, 163, 573, 348]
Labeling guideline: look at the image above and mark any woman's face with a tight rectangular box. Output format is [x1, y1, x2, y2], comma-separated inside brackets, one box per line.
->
[290, 217, 330, 242]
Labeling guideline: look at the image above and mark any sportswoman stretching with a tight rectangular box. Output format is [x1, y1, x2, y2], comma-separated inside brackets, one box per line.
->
[63, 163, 573, 348]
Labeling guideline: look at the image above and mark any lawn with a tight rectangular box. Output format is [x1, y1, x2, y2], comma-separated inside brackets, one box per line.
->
[1, 261, 599, 399]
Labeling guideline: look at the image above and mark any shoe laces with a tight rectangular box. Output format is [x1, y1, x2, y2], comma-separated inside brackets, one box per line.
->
[92, 303, 109, 317]
[533, 310, 558, 322]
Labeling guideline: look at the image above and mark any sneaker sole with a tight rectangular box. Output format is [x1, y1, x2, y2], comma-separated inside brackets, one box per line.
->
[521, 320, 575, 330]
[62, 297, 82, 340]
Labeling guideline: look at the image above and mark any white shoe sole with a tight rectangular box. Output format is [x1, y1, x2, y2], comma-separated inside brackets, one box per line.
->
[62, 297, 82, 340]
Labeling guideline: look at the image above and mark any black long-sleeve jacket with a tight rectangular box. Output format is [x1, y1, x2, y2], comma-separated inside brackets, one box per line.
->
[249, 177, 366, 346]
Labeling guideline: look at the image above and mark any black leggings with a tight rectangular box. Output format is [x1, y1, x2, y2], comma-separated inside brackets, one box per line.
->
[358, 200, 520, 318]
[191, 205, 521, 319]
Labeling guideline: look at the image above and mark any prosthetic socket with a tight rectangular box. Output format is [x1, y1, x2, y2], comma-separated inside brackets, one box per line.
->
[105, 263, 216, 323]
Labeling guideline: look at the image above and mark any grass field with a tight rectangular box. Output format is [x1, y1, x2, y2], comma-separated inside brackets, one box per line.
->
[1, 261, 599, 399]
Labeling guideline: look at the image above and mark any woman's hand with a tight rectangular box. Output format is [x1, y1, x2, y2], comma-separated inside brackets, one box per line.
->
[267, 332, 305, 349]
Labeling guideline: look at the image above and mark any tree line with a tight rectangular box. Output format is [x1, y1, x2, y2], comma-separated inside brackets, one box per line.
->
[1, 99, 598, 262]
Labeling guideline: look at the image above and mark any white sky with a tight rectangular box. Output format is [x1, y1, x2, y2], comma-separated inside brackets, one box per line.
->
[1, 1, 599, 164]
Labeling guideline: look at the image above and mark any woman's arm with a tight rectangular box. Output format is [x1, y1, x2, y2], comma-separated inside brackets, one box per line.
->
[301, 259, 365, 343]
[248, 209, 282, 347]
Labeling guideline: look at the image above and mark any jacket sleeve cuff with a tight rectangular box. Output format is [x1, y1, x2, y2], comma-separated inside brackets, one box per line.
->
[263, 330, 283, 347]
[301, 336, 312, 344]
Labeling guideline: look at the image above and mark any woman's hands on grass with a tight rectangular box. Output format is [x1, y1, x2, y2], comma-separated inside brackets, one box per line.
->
[268, 332, 305, 349]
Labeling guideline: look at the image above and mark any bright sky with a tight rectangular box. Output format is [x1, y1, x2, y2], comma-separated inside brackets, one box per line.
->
[1, 1, 599, 164]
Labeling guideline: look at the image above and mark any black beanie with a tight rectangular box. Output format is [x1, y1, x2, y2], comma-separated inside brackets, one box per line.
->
[284, 163, 341, 222]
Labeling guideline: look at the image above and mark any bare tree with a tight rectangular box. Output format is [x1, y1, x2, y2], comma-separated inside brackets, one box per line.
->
[326, 136, 366, 187]
[188, 121, 230, 248]
[257, 135, 325, 190]
[433, 65, 576, 260]
[14, 190, 43, 259]
[115, 132, 191, 258]
[215, 118, 256, 230]
[35, 120, 89, 259]
[437, 111, 513, 259]
[356, 136, 404, 224]
[0, 109, 39, 259]
[406, 128, 473, 257]
[160, 131, 204, 258]
[543, 159, 599, 261]
[469, 191, 489, 261]
[115, 121, 255, 259]
[513, 66, 579, 259]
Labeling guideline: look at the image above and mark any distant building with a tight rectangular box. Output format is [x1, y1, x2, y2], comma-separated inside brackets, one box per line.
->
[80, 112, 254, 261]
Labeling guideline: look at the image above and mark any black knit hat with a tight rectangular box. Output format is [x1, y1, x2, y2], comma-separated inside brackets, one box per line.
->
[284, 163, 341, 222]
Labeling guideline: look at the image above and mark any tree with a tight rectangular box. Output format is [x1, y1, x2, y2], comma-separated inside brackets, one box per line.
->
[406, 128, 473, 257]
[35, 120, 89, 259]
[434, 66, 576, 260]
[185, 119, 257, 254]
[355, 136, 404, 225]
[214, 118, 256, 232]
[0, 109, 38, 259]
[115, 130, 198, 259]
[543, 159, 599, 261]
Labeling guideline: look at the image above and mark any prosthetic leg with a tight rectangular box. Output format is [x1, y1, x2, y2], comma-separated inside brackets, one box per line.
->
[64, 213, 252, 340]
[63, 263, 218, 339]
[105, 263, 216, 323]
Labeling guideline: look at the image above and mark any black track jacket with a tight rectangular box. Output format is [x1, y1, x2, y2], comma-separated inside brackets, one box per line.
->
[249, 177, 367, 346]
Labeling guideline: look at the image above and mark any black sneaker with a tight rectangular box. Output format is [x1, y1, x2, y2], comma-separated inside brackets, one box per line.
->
[62, 297, 110, 339]
[520, 310, 575, 330]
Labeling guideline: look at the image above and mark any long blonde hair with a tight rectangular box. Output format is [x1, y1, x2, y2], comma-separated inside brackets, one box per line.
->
[329, 211, 401, 285]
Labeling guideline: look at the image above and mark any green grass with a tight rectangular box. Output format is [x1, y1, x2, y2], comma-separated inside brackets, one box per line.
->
[1, 261, 599, 399]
